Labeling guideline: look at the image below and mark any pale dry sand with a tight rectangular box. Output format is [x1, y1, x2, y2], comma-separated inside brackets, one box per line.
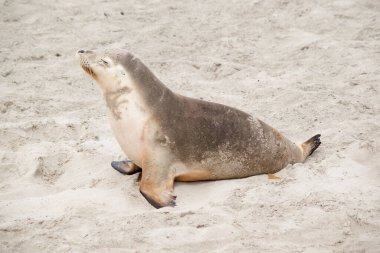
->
[1, 0, 380, 252]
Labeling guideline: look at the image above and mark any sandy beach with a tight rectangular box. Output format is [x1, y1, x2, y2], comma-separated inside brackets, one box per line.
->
[1, 0, 379, 252]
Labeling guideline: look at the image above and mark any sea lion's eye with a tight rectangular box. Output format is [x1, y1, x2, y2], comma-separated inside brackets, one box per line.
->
[100, 59, 108, 65]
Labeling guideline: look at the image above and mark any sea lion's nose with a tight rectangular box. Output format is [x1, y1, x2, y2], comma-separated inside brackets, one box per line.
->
[77, 50, 94, 54]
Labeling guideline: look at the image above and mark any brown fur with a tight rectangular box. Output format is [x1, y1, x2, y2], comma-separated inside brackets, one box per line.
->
[122, 56, 304, 179]
[77, 49, 321, 208]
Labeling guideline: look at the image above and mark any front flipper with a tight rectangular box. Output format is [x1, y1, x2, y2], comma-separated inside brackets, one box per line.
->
[140, 188, 176, 209]
[111, 160, 142, 175]
[139, 160, 176, 209]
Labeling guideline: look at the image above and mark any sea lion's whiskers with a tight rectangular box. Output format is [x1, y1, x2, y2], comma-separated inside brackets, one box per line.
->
[82, 64, 95, 78]
[79, 57, 95, 78]
[87, 65, 94, 77]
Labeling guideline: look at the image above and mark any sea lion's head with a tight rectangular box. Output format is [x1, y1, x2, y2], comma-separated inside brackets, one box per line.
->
[76, 49, 138, 92]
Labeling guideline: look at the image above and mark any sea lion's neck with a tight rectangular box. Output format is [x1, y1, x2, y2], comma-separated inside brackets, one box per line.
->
[121, 55, 176, 108]
[101, 58, 177, 121]
[103, 86, 132, 120]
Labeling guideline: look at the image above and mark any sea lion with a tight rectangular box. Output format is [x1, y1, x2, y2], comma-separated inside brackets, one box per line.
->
[77, 49, 321, 208]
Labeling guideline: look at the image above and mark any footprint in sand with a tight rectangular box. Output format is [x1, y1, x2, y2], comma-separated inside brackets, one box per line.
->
[33, 153, 70, 184]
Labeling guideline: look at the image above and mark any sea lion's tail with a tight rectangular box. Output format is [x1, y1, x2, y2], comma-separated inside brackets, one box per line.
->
[301, 134, 321, 159]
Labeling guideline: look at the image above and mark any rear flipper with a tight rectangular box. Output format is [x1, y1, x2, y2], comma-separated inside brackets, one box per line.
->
[302, 134, 321, 159]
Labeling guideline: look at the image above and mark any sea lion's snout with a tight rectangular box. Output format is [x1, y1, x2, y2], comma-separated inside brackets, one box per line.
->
[77, 50, 97, 79]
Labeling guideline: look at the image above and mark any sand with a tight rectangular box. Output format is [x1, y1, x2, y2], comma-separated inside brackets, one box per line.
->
[1, 0, 379, 252]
